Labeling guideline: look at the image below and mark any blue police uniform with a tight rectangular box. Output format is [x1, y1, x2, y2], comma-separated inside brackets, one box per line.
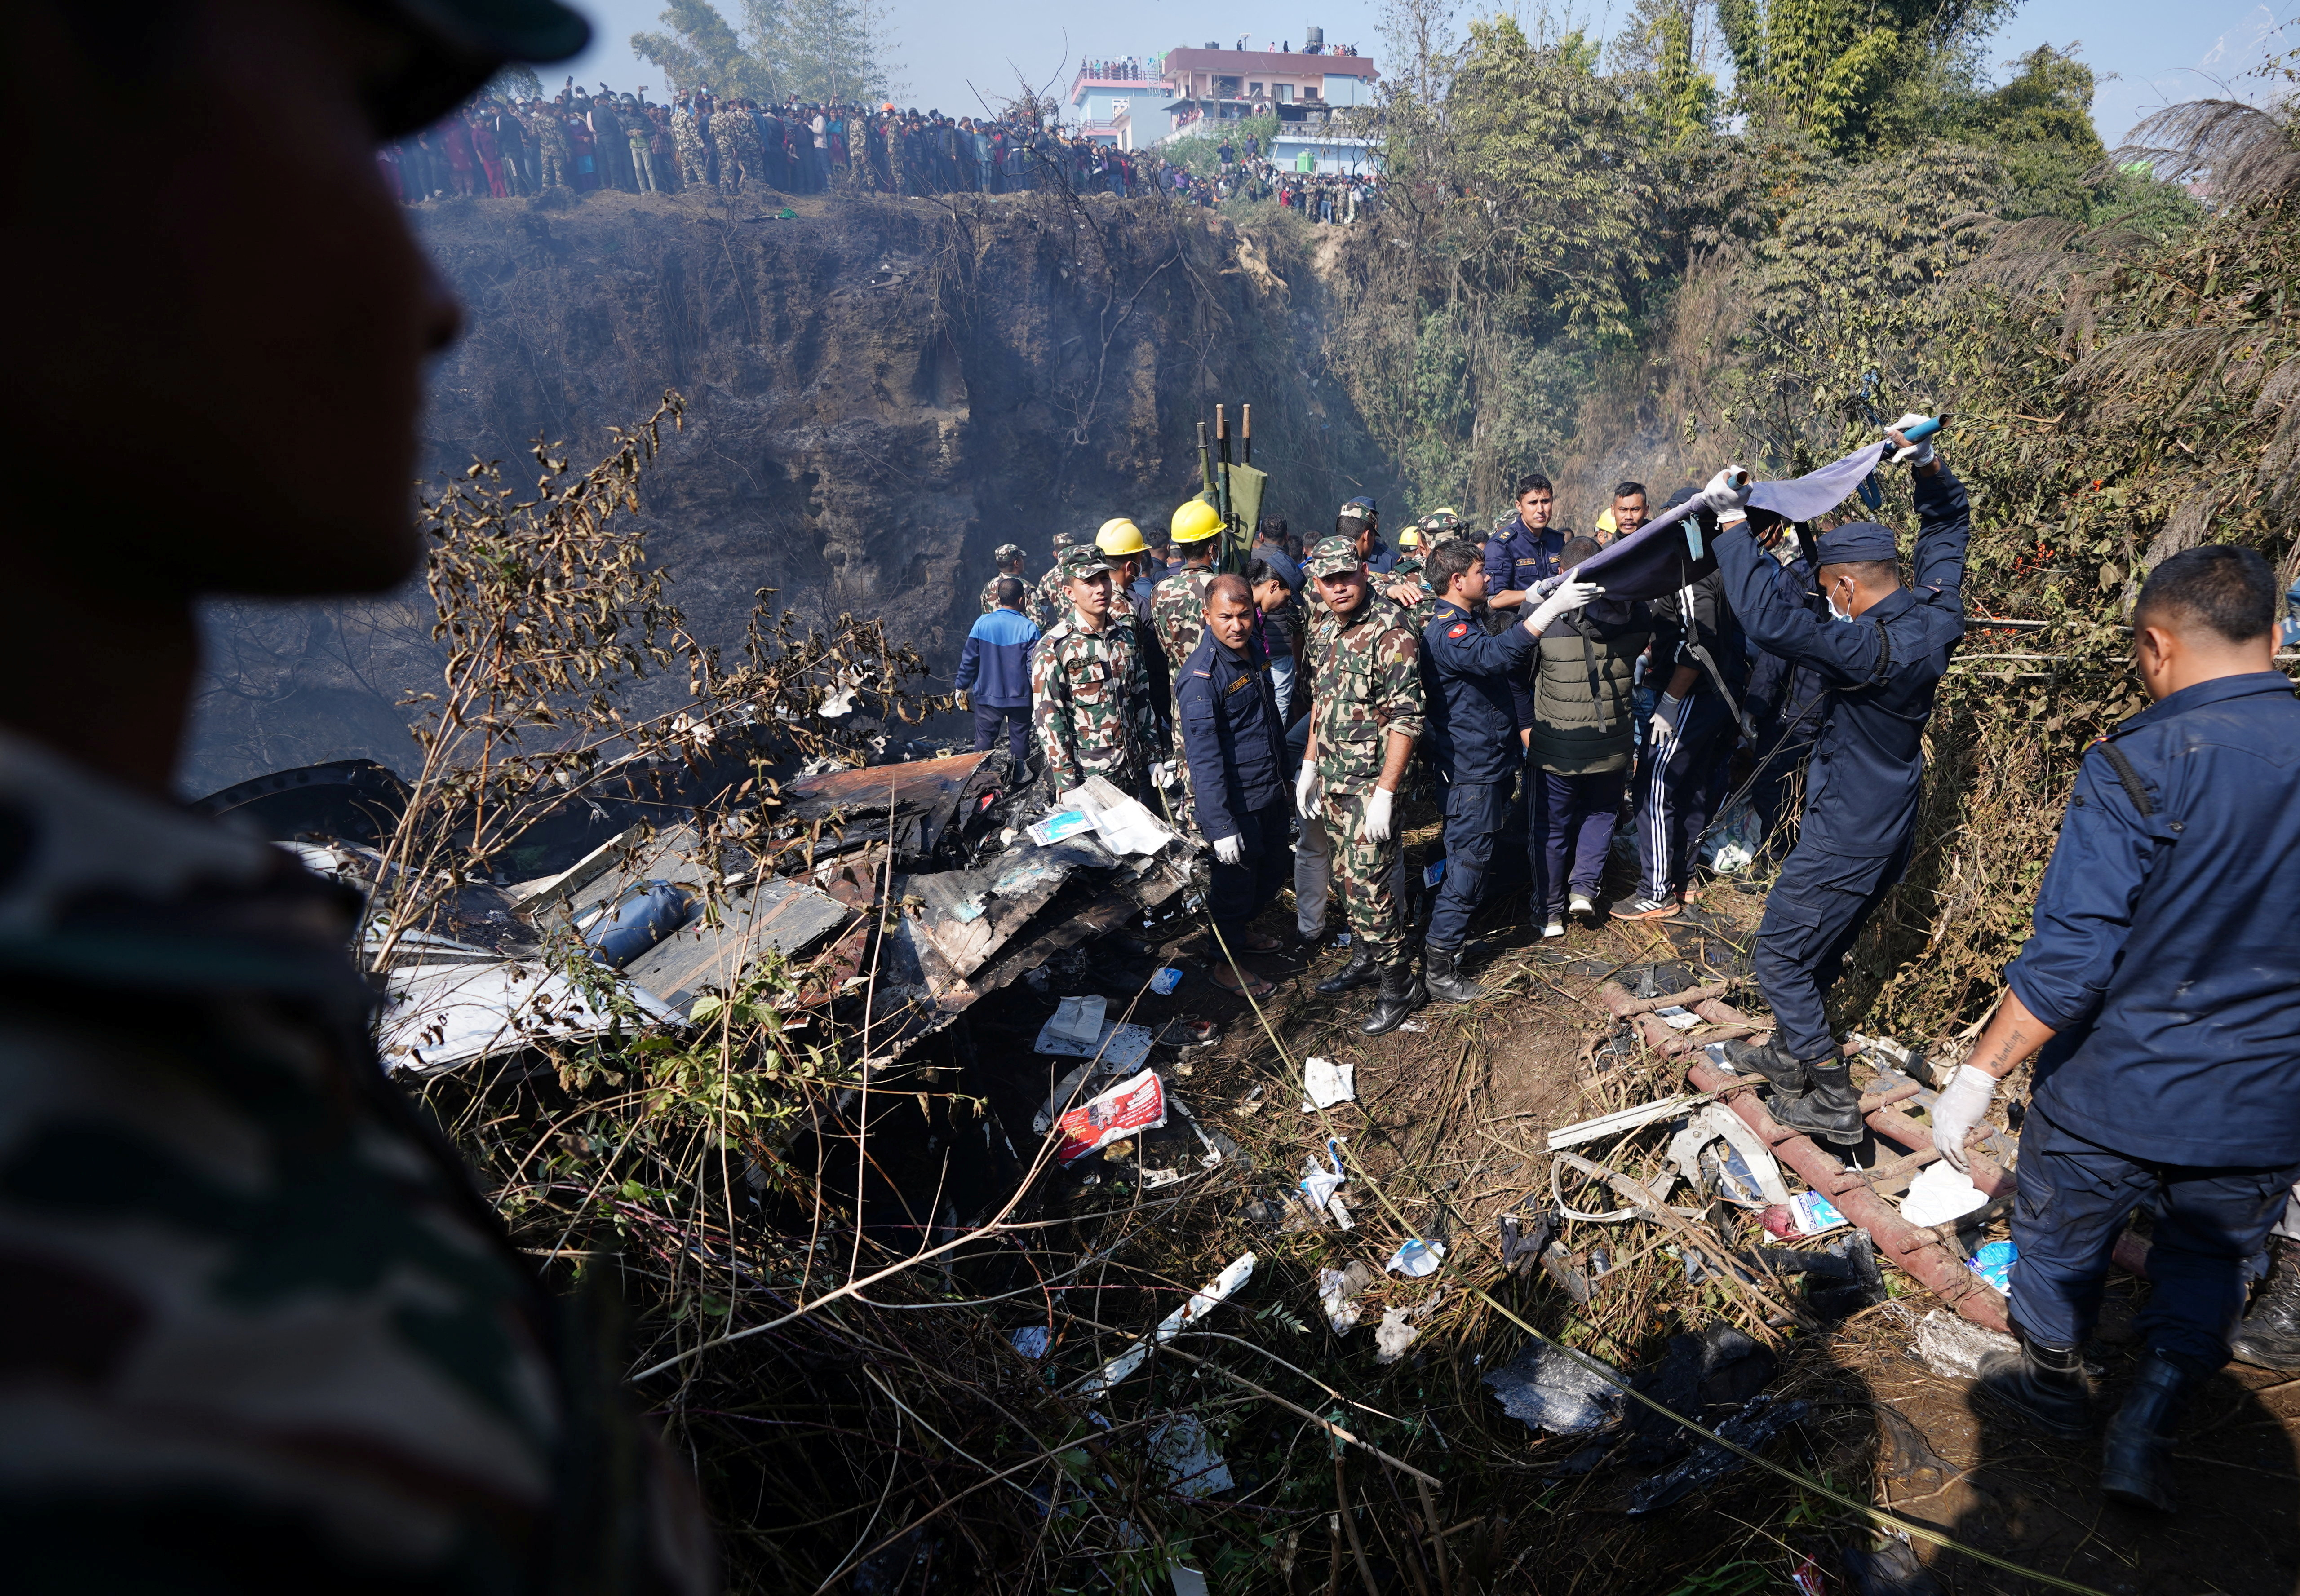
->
[1176, 628, 1291, 938]
[1711, 465, 1970, 1065]
[1419, 598, 1537, 950]
[2002, 669, 2300, 1367]
[1483, 517, 1566, 599]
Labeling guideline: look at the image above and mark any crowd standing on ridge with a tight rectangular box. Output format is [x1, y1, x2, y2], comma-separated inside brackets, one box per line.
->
[384, 83, 1384, 212]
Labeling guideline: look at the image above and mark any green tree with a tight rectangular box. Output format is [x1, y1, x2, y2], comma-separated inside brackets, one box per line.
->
[631, 0, 893, 104]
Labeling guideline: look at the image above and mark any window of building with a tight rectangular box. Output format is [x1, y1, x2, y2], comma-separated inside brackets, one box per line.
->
[1303, 85, 1321, 99]
[1214, 75, 1241, 97]
[1274, 84, 1293, 102]
[1248, 81, 1263, 96]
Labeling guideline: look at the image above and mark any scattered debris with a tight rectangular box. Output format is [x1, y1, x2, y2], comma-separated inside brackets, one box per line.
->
[1966, 1240, 2016, 1293]
[1317, 1263, 1373, 1332]
[1624, 1393, 1811, 1515]
[1485, 1340, 1625, 1436]
[1039, 994, 1107, 1049]
[378, 957, 681, 1076]
[1298, 1141, 1353, 1229]
[1150, 966, 1184, 995]
[1763, 1191, 1848, 1238]
[1547, 1092, 1711, 1151]
[1911, 1308, 2018, 1379]
[1900, 1162, 1990, 1227]
[1386, 1238, 1446, 1278]
[1146, 1414, 1234, 1499]
[1010, 1326, 1051, 1360]
[1666, 1102, 1793, 1209]
[1375, 1306, 1421, 1363]
[1076, 1252, 1256, 1396]
[1054, 1070, 1167, 1166]
[1300, 1056, 1356, 1111]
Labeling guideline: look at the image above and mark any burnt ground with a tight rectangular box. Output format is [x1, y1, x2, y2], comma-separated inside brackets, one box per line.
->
[948, 801, 2300, 1595]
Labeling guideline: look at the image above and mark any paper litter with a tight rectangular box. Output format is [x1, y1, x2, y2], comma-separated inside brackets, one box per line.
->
[1037, 995, 1108, 1052]
[1300, 1056, 1356, 1111]
[1076, 1252, 1255, 1396]
[1053, 1070, 1168, 1165]
[1386, 1238, 1445, 1278]
[1900, 1161, 1991, 1227]
[1910, 1308, 2018, 1379]
[1374, 1306, 1422, 1364]
[1298, 1139, 1352, 1229]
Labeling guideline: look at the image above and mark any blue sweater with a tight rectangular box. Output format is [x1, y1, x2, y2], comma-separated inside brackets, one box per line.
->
[956, 606, 1039, 707]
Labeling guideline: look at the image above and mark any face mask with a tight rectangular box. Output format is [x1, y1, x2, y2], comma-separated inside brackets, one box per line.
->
[1827, 589, 1853, 623]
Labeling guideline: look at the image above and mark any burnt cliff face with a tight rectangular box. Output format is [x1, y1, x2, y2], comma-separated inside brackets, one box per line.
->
[183, 188, 1390, 796]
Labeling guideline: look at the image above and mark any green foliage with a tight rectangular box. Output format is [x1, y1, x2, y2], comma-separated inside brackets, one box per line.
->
[630, 0, 894, 104]
[1161, 115, 1279, 177]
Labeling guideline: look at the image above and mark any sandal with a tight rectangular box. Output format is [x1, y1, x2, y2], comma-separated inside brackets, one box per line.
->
[1210, 966, 1277, 1001]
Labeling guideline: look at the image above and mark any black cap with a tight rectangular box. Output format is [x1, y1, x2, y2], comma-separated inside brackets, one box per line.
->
[368, 0, 592, 136]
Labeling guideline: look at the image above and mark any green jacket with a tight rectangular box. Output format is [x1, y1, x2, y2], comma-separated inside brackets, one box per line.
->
[1529, 603, 1650, 775]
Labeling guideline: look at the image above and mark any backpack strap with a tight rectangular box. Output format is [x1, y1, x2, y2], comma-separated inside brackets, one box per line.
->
[2093, 742, 2156, 818]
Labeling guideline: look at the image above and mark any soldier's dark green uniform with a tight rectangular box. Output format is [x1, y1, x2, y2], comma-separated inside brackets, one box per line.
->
[1032, 531, 1080, 633]
[1303, 538, 1425, 966]
[980, 542, 1029, 614]
[1031, 546, 1159, 799]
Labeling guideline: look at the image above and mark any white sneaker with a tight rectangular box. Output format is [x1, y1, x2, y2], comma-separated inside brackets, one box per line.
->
[1569, 893, 1596, 920]
[1542, 918, 1565, 939]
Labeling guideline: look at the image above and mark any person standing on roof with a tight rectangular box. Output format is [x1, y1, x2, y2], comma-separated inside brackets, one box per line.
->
[957, 577, 1040, 768]
[1178, 575, 1289, 999]
[1031, 545, 1160, 801]
[1930, 545, 2300, 1515]
[981, 542, 1029, 614]
[1706, 418, 1968, 1146]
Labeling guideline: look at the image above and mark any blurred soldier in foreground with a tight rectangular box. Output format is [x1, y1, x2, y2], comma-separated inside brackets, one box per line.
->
[2, 1, 713, 1590]
[1931, 545, 2300, 1513]
[1031, 545, 1158, 800]
[1296, 537, 1425, 1035]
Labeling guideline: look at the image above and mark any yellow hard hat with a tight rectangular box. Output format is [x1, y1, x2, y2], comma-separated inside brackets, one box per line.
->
[1595, 508, 1617, 535]
[1396, 527, 1423, 548]
[1170, 498, 1224, 544]
[1096, 517, 1149, 556]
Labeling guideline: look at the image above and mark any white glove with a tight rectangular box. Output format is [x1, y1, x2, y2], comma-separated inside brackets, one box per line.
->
[1648, 693, 1682, 746]
[1211, 832, 1245, 865]
[1363, 785, 1395, 844]
[1930, 1065, 1997, 1174]
[1295, 762, 1322, 820]
[1701, 467, 1751, 515]
[1525, 579, 1604, 633]
[1887, 411, 1936, 467]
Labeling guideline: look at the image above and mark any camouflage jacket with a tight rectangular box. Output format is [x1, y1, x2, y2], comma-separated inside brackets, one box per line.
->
[1033, 565, 1071, 629]
[979, 573, 1005, 615]
[533, 110, 571, 156]
[1309, 600, 1426, 795]
[1152, 563, 1217, 676]
[1031, 610, 1157, 795]
[0, 731, 713, 1594]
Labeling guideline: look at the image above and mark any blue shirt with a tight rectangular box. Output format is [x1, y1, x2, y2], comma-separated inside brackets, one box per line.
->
[1176, 630, 1285, 840]
[1419, 600, 1538, 787]
[1712, 466, 1970, 858]
[954, 606, 1039, 707]
[2008, 671, 2300, 1167]
[1483, 517, 1566, 597]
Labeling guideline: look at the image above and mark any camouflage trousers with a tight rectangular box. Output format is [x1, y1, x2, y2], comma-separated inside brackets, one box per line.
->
[1297, 789, 1407, 958]
[536, 151, 567, 188]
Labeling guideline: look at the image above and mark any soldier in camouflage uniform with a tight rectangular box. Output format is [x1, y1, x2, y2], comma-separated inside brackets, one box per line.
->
[6, 1, 716, 1589]
[1033, 528, 1080, 629]
[1152, 498, 1225, 706]
[1031, 545, 1160, 800]
[532, 100, 572, 188]
[1297, 535, 1428, 1035]
[981, 542, 1029, 614]
[710, 95, 753, 192]
[672, 95, 710, 188]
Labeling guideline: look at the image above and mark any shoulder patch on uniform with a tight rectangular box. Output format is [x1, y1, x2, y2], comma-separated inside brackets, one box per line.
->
[1447, 623, 1468, 639]
[1192, 668, 1211, 676]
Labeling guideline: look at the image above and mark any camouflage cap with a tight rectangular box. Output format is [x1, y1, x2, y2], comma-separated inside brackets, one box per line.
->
[1051, 529, 1078, 549]
[1304, 535, 1365, 579]
[1058, 545, 1115, 580]
[994, 543, 1025, 561]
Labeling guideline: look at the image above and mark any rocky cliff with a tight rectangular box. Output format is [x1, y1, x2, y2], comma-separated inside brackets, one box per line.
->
[184, 187, 1392, 795]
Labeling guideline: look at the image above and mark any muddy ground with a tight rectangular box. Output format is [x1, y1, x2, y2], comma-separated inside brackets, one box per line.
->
[940, 809, 2300, 1595]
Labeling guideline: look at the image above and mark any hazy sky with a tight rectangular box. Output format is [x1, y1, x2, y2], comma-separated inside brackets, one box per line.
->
[550, 0, 2296, 145]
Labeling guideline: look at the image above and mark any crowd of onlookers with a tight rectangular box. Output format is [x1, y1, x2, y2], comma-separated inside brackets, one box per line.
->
[385, 85, 1382, 212]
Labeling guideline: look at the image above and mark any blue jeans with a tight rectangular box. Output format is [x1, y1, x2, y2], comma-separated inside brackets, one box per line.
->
[972, 701, 1029, 766]
[2009, 1110, 2300, 1367]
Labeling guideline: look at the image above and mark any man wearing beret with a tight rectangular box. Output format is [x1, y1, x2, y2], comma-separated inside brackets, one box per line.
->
[3, 0, 713, 1589]
[1702, 422, 1970, 1144]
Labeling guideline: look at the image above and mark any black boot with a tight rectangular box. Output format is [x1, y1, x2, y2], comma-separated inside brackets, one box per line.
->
[1315, 944, 1379, 995]
[1423, 943, 1485, 1004]
[1974, 1328, 2094, 1439]
[1773, 1060, 1866, 1145]
[1724, 1037, 1811, 1094]
[2231, 1237, 2300, 1371]
[1360, 956, 1426, 1035]
[2101, 1349, 2206, 1512]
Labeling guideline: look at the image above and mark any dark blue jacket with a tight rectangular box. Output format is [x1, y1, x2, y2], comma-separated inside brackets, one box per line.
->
[1713, 465, 1970, 859]
[955, 606, 1039, 707]
[1420, 598, 1538, 787]
[1483, 517, 1566, 597]
[1252, 543, 1304, 593]
[1177, 629, 1285, 841]
[1365, 536, 1400, 576]
[2009, 671, 2300, 1166]
[1130, 558, 1167, 616]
